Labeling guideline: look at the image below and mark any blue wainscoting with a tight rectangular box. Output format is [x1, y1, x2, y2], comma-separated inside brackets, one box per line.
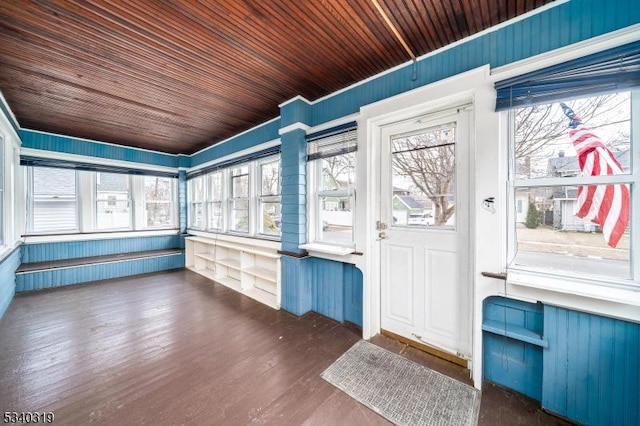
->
[0, 247, 21, 319]
[21, 235, 182, 263]
[281, 256, 312, 316]
[281, 256, 363, 327]
[17, 235, 185, 292]
[483, 297, 640, 425]
[16, 253, 184, 292]
[543, 305, 640, 426]
[482, 297, 545, 401]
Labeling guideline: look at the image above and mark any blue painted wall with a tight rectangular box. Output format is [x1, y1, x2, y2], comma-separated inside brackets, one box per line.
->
[0, 247, 21, 319]
[280, 128, 308, 254]
[16, 235, 184, 292]
[20, 129, 179, 168]
[190, 118, 281, 167]
[178, 170, 188, 234]
[483, 297, 544, 401]
[483, 297, 640, 425]
[21, 235, 182, 263]
[543, 305, 640, 425]
[310, 0, 640, 127]
[281, 256, 363, 327]
[16, 253, 184, 292]
[281, 256, 312, 316]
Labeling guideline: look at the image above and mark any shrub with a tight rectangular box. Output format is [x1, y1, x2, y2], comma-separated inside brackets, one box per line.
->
[525, 201, 540, 229]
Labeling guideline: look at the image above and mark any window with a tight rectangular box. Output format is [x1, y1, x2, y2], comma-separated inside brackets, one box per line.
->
[258, 158, 281, 237]
[508, 92, 637, 282]
[188, 175, 206, 229]
[229, 165, 250, 233]
[391, 123, 455, 229]
[185, 149, 281, 239]
[28, 167, 79, 233]
[96, 172, 132, 230]
[307, 126, 357, 245]
[144, 176, 175, 228]
[207, 171, 224, 231]
[24, 165, 178, 235]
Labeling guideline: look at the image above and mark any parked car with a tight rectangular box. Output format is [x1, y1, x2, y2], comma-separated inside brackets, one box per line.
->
[407, 213, 433, 226]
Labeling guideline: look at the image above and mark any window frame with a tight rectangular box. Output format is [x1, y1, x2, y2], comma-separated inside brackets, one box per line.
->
[306, 129, 357, 248]
[24, 167, 178, 236]
[257, 156, 282, 238]
[228, 164, 250, 234]
[206, 169, 225, 232]
[26, 166, 80, 234]
[142, 175, 178, 229]
[506, 91, 640, 287]
[94, 172, 133, 231]
[185, 153, 282, 241]
[188, 175, 206, 230]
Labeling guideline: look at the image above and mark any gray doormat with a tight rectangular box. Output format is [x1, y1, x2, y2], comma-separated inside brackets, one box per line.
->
[321, 340, 480, 426]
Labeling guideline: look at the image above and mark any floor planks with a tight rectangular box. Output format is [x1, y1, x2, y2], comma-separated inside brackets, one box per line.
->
[0, 269, 572, 425]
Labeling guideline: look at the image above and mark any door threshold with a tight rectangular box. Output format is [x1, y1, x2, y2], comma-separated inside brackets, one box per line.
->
[381, 329, 468, 368]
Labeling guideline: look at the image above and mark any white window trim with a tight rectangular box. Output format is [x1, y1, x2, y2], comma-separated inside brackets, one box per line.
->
[257, 157, 282, 238]
[206, 170, 225, 232]
[505, 92, 640, 291]
[305, 135, 357, 249]
[186, 154, 282, 241]
[25, 168, 179, 236]
[229, 164, 250, 234]
[139, 176, 178, 230]
[94, 172, 133, 231]
[187, 175, 206, 230]
[26, 167, 80, 234]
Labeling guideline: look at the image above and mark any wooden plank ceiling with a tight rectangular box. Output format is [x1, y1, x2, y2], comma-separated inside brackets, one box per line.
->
[0, 0, 553, 155]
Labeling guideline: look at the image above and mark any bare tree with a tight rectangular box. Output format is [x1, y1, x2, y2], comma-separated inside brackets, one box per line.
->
[390, 94, 629, 226]
[392, 127, 456, 225]
[322, 153, 355, 189]
[515, 94, 628, 178]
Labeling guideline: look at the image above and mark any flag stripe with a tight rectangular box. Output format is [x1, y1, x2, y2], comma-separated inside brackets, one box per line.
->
[569, 124, 629, 248]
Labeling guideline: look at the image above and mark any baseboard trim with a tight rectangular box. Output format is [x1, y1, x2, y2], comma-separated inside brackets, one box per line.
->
[381, 329, 469, 368]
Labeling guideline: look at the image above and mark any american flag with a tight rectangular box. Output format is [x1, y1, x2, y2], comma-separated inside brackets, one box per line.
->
[560, 103, 629, 248]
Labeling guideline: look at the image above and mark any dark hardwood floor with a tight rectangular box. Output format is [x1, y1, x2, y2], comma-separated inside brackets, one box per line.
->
[0, 269, 572, 425]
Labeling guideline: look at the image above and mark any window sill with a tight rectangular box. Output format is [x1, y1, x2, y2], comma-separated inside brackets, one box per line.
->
[507, 269, 640, 307]
[299, 243, 355, 256]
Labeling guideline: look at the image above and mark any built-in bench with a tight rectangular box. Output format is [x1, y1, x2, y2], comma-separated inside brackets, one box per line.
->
[16, 235, 186, 292]
[16, 249, 183, 273]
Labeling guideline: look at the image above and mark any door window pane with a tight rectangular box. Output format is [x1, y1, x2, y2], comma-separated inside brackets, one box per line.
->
[391, 123, 456, 229]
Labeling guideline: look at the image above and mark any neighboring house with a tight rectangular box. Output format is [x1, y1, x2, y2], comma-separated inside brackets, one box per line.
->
[514, 191, 530, 224]
[547, 150, 630, 231]
[322, 175, 354, 227]
[392, 194, 425, 224]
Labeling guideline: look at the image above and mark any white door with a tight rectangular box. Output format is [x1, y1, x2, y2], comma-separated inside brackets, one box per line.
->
[379, 107, 471, 359]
